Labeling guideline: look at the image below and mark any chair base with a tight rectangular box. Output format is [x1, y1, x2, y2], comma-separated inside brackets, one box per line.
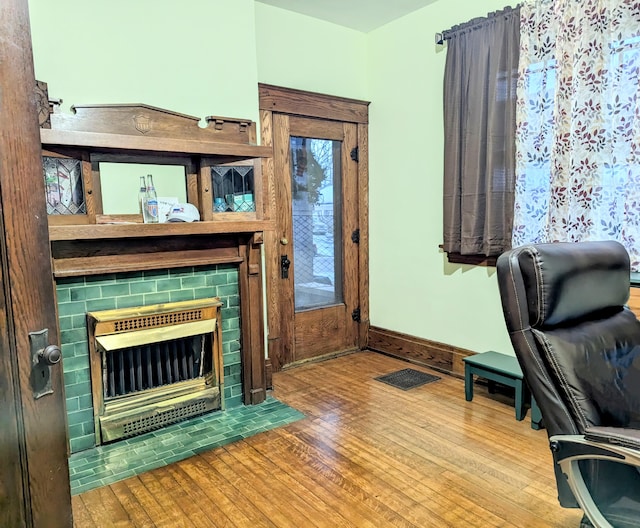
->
[579, 515, 593, 528]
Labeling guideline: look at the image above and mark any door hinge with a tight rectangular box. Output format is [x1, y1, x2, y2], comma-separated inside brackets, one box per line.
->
[351, 229, 360, 244]
[350, 146, 359, 162]
[352, 308, 361, 323]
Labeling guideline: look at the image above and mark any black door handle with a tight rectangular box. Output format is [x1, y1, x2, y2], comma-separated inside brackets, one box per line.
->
[281, 255, 291, 279]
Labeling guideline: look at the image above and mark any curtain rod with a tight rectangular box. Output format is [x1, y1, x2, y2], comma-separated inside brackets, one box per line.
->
[435, 4, 520, 45]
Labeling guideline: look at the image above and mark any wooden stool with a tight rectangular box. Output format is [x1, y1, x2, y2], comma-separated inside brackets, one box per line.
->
[463, 351, 542, 429]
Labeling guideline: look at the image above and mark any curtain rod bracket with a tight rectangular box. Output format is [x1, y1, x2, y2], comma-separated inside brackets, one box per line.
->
[437, 4, 520, 46]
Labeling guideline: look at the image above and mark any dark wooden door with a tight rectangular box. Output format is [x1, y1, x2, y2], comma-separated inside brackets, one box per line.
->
[273, 115, 361, 363]
[259, 85, 370, 374]
[0, 1, 73, 526]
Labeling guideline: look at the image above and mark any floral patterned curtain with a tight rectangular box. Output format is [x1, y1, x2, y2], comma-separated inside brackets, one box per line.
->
[513, 0, 640, 270]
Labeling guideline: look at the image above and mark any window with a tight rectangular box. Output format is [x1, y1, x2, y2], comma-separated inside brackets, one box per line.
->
[513, 2, 640, 270]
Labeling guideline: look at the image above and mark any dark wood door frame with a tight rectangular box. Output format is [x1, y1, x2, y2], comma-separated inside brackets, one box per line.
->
[258, 84, 370, 380]
[0, 1, 73, 525]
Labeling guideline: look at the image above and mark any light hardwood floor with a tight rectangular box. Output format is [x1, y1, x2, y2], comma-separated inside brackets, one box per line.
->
[72, 351, 583, 527]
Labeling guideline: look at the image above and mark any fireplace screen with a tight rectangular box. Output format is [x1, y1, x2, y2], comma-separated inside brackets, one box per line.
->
[87, 298, 223, 444]
[103, 335, 209, 398]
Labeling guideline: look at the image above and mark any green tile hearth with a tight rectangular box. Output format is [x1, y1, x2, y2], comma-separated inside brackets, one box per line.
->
[68, 396, 304, 495]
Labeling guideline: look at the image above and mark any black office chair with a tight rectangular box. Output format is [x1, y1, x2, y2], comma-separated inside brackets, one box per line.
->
[496, 241, 640, 528]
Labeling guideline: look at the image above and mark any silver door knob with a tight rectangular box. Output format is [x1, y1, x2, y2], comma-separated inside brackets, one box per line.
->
[38, 345, 61, 365]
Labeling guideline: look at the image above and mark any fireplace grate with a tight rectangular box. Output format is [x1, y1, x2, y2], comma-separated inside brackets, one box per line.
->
[105, 335, 210, 398]
[114, 309, 204, 332]
[121, 400, 209, 438]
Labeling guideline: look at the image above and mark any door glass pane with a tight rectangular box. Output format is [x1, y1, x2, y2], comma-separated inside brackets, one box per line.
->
[290, 137, 343, 311]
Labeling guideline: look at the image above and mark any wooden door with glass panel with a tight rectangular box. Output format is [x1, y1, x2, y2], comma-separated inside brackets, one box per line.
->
[274, 115, 360, 363]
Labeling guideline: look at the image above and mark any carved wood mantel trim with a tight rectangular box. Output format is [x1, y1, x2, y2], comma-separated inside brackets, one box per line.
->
[239, 233, 267, 404]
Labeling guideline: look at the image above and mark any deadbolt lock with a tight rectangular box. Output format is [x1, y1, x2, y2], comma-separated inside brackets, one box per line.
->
[281, 255, 291, 279]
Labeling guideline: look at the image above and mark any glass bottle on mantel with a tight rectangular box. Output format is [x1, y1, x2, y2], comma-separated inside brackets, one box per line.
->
[138, 175, 147, 217]
[144, 174, 159, 223]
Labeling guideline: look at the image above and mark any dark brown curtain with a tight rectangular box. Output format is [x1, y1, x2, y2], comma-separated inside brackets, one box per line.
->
[442, 6, 520, 257]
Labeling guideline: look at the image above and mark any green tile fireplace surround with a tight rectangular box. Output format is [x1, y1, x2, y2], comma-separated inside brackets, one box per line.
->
[56, 264, 244, 454]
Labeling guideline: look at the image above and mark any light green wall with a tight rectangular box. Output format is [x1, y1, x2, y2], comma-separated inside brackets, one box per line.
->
[367, 0, 517, 354]
[29, 0, 259, 123]
[29, 0, 259, 213]
[254, 3, 368, 99]
[29, 0, 517, 356]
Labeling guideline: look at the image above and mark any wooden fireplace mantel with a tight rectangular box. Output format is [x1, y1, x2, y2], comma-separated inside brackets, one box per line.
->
[42, 98, 271, 406]
[48, 219, 272, 242]
[42, 102, 272, 234]
[40, 127, 272, 161]
[42, 102, 274, 277]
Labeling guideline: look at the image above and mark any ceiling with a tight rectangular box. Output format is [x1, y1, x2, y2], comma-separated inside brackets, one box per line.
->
[255, 0, 439, 33]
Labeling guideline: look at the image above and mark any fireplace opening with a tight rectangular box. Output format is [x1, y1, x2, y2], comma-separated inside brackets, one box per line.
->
[103, 335, 211, 398]
[87, 298, 223, 445]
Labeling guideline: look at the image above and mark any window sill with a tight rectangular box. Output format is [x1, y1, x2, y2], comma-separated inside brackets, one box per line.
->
[444, 251, 497, 267]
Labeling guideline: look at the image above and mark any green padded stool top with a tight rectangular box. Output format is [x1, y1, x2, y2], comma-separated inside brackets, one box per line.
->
[463, 351, 542, 429]
[463, 350, 523, 378]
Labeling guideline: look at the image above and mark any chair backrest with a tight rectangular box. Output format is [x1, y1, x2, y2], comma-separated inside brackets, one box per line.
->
[496, 241, 640, 438]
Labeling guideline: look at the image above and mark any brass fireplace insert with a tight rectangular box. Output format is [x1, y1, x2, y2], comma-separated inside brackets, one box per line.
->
[87, 297, 223, 444]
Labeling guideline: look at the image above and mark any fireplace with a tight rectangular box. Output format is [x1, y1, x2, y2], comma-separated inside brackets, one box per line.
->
[37, 98, 268, 457]
[87, 298, 223, 444]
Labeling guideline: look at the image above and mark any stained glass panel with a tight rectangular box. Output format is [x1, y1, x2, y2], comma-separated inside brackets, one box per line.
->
[43, 156, 86, 215]
[211, 165, 255, 212]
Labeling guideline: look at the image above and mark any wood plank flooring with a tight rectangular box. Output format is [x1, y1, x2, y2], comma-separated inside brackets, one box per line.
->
[73, 351, 583, 527]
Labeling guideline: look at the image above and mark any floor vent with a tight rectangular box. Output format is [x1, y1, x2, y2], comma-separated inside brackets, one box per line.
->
[375, 368, 440, 390]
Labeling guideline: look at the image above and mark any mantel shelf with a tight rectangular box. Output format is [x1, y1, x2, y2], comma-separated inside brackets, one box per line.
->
[41, 128, 272, 160]
[48, 220, 274, 241]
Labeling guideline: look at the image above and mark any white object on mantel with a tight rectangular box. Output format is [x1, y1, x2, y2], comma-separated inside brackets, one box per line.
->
[157, 197, 179, 223]
[167, 203, 200, 223]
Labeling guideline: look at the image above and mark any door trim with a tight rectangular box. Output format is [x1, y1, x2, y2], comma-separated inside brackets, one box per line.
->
[1, 0, 73, 525]
[259, 84, 370, 376]
[258, 84, 369, 124]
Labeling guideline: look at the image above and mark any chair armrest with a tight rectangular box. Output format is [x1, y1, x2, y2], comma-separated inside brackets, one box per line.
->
[584, 426, 640, 450]
[550, 431, 640, 465]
